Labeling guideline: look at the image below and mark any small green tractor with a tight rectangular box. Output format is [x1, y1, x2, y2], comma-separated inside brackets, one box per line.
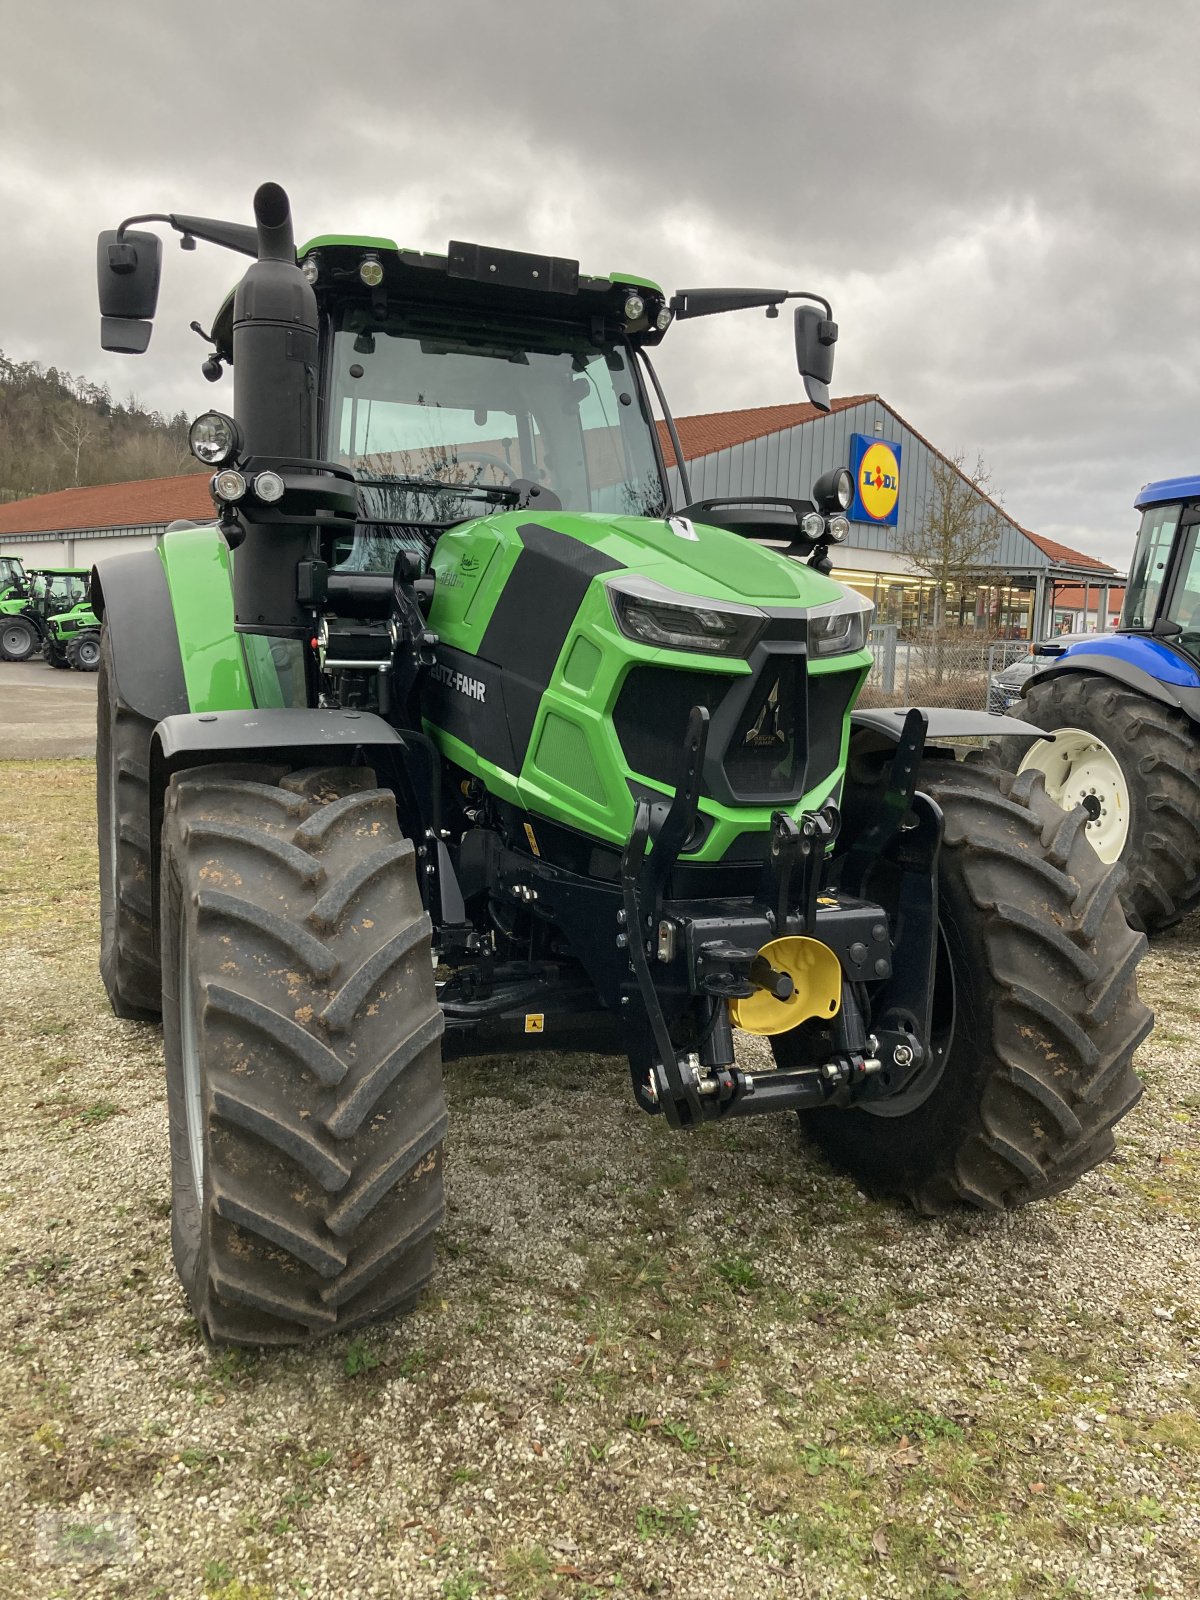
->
[0, 566, 90, 664]
[43, 591, 102, 671]
[93, 184, 1151, 1347]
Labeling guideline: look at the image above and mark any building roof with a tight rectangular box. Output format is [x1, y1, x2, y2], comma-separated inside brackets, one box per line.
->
[1024, 530, 1117, 573]
[1053, 583, 1126, 608]
[0, 472, 210, 535]
[655, 395, 874, 469]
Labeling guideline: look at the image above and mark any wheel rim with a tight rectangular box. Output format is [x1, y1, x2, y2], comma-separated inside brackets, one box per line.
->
[1019, 727, 1130, 862]
[78, 639, 99, 667]
[179, 917, 205, 1206]
[2, 623, 31, 657]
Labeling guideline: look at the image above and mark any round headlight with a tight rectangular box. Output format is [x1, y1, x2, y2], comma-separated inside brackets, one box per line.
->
[800, 511, 826, 541]
[812, 465, 856, 515]
[827, 514, 850, 543]
[252, 470, 286, 504]
[655, 307, 673, 332]
[300, 253, 320, 285]
[212, 468, 247, 503]
[189, 411, 241, 466]
[623, 293, 645, 322]
[359, 254, 384, 287]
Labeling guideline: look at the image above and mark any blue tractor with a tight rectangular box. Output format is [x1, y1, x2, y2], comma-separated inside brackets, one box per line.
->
[1005, 475, 1200, 934]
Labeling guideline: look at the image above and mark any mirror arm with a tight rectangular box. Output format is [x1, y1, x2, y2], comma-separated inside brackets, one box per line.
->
[116, 212, 259, 259]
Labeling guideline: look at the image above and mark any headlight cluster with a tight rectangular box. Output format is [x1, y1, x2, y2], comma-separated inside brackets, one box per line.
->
[800, 510, 850, 544]
[807, 595, 873, 658]
[607, 578, 767, 657]
[607, 579, 871, 661]
[190, 410, 287, 507]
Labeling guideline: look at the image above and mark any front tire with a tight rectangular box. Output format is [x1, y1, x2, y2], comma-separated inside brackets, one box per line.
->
[97, 628, 161, 1019]
[66, 631, 101, 671]
[1005, 676, 1200, 933]
[42, 636, 69, 669]
[793, 756, 1152, 1214]
[160, 763, 447, 1345]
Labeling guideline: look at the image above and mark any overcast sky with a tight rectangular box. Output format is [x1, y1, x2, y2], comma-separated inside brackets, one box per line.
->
[4, 0, 1199, 568]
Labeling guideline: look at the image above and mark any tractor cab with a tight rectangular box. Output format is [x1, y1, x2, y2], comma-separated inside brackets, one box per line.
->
[28, 568, 89, 620]
[0, 556, 28, 601]
[1119, 478, 1200, 663]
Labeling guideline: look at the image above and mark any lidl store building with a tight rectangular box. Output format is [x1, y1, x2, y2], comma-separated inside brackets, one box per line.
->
[0, 394, 1122, 636]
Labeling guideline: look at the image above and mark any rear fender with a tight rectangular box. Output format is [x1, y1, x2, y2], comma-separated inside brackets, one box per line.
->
[1026, 655, 1200, 723]
[90, 549, 189, 722]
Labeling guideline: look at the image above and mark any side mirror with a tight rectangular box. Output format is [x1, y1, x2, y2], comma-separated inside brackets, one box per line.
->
[97, 229, 163, 353]
[794, 305, 837, 412]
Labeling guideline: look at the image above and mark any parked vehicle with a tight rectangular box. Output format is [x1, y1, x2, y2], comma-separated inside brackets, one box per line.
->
[1004, 480, 1200, 933]
[0, 568, 89, 663]
[92, 183, 1150, 1345]
[987, 632, 1106, 713]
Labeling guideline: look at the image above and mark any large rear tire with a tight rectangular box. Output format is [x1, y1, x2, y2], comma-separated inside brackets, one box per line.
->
[0, 615, 38, 662]
[160, 763, 447, 1345]
[788, 756, 1152, 1214]
[1004, 676, 1200, 933]
[97, 628, 161, 1019]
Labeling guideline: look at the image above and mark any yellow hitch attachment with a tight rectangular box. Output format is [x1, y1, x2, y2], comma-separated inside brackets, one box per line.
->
[729, 936, 843, 1037]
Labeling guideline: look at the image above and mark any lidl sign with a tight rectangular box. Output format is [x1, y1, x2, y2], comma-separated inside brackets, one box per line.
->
[848, 434, 901, 526]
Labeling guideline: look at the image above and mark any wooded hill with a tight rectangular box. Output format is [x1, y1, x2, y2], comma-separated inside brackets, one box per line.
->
[0, 350, 206, 504]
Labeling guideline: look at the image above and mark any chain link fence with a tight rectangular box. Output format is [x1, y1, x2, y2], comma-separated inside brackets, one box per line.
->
[859, 625, 1030, 711]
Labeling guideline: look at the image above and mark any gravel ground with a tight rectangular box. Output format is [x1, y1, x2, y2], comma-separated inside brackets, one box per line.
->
[0, 662, 97, 757]
[1, 760, 1197, 1600]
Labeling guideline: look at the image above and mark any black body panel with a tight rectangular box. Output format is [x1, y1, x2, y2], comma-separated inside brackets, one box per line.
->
[476, 522, 622, 766]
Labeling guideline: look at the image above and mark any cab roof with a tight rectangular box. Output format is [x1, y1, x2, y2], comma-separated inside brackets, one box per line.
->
[213, 235, 668, 358]
[1135, 474, 1200, 509]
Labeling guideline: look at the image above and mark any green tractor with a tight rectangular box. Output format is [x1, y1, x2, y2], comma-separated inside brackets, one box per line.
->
[93, 184, 1151, 1347]
[0, 566, 89, 663]
[43, 590, 102, 671]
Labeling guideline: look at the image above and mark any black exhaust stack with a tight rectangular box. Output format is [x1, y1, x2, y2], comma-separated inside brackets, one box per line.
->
[232, 183, 316, 460]
[228, 183, 355, 639]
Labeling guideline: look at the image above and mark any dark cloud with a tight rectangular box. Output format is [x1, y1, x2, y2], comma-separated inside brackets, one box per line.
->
[4, 0, 1200, 566]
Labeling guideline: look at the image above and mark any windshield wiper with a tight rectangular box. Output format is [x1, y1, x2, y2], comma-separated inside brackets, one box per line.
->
[354, 475, 519, 505]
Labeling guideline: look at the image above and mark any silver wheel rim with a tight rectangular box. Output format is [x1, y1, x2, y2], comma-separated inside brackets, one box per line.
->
[2, 623, 30, 657]
[179, 917, 204, 1205]
[1019, 727, 1131, 862]
[79, 639, 99, 667]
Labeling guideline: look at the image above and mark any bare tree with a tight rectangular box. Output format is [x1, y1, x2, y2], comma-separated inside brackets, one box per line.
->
[895, 450, 1007, 681]
[52, 408, 97, 485]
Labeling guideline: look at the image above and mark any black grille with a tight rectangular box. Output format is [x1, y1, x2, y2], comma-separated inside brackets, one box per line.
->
[612, 667, 731, 787]
[806, 669, 860, 793]
[723, 656, 805, 797]
[613, 656, 861, 807]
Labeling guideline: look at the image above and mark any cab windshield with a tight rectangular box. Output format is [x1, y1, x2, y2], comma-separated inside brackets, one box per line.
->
[1164, 520, 1200, 661]
[326, 308, 667, 570]
[0, 558, 24, 592]
[30, 573, 86, 609]
[1121, 503, 1179, 629]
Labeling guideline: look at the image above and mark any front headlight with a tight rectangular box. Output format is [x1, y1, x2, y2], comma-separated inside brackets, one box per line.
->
[808, 594, 873, 658]
[189, 411, 242, 467]
[607, 577, 767, 657]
